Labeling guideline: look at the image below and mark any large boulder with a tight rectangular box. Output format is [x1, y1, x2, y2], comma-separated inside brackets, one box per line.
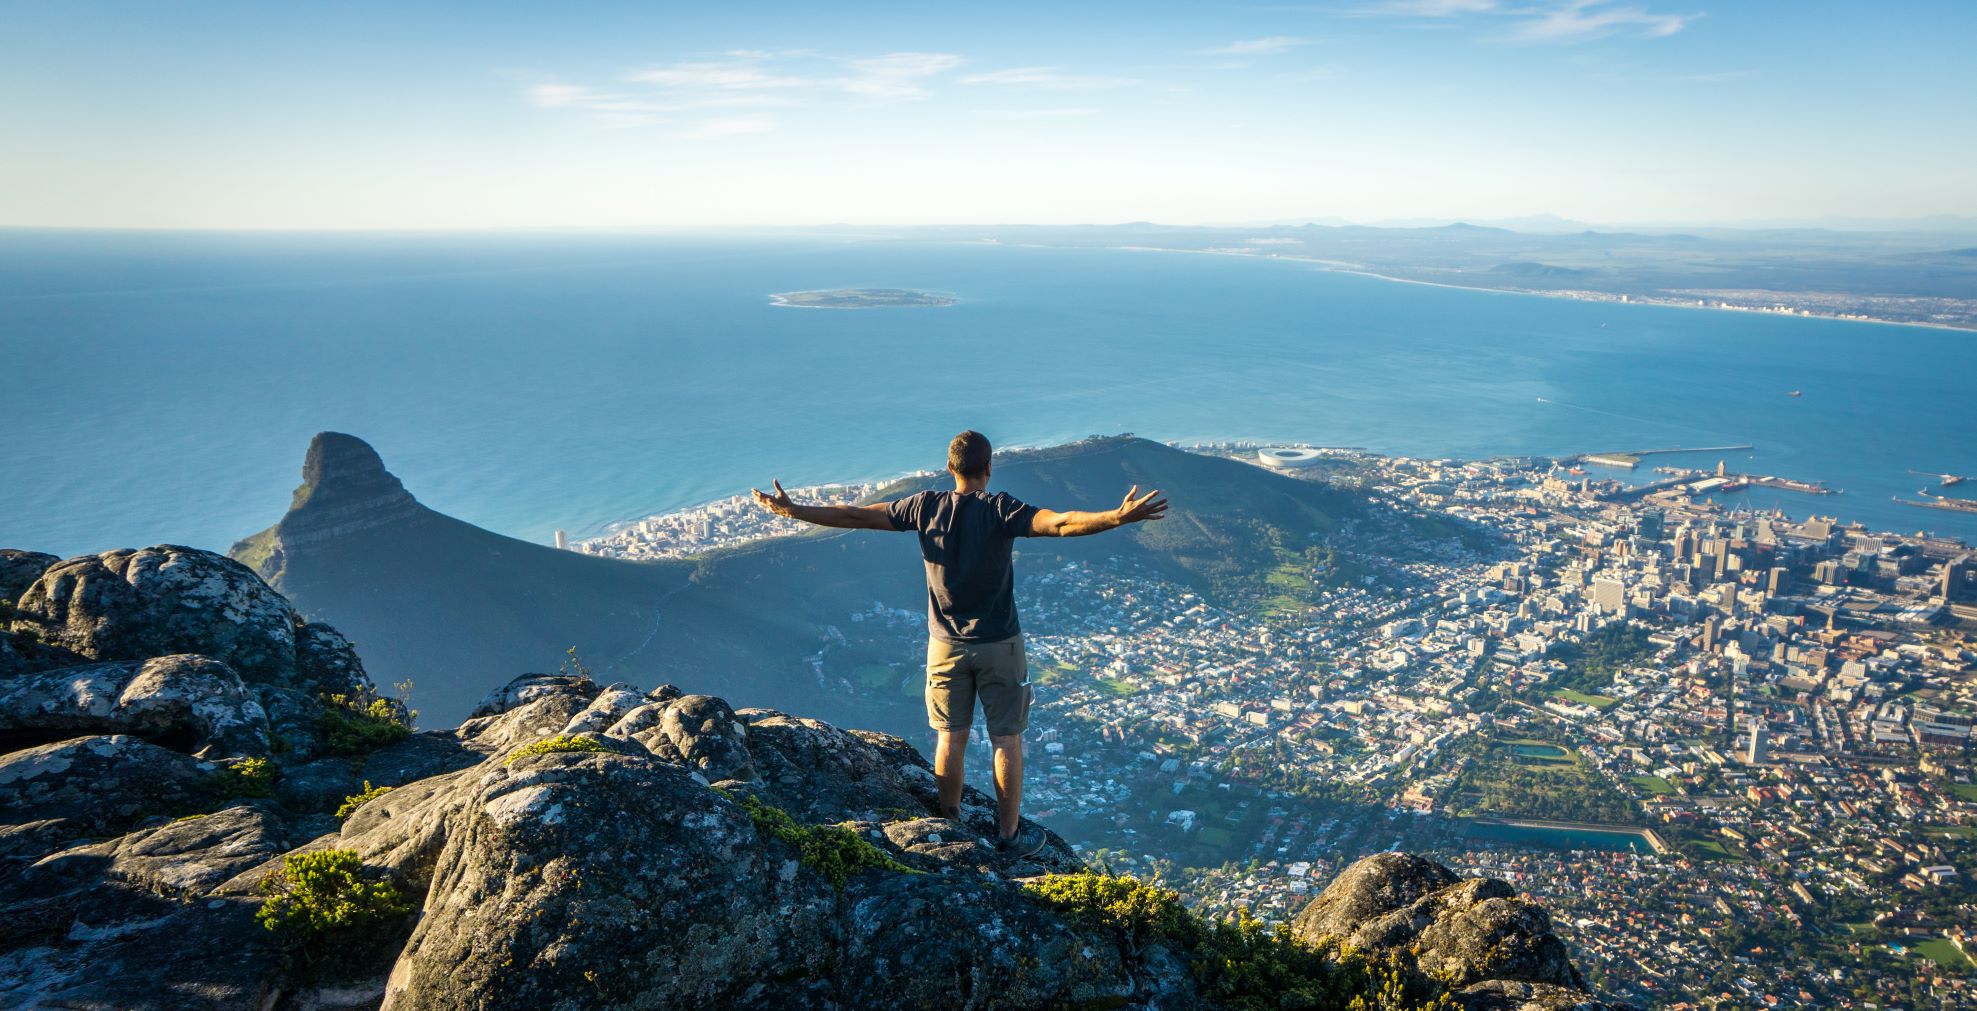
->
[1293, 852, 1587, 992]
[10, 545, 367, 694]
[0, 735, 219, 861]
[377, 746, 1144, 1010]
[0, 892, 285, 1010]
[0, 655, 270, 758]
[30, 802, 295, 899]
[466, 671, 597, 720]
[0, 549, 58, 605]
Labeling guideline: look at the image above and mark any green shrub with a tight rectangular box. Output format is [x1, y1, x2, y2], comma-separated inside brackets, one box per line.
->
[316, 693, 412, 755]
[335, 781, 394, 821]
[1024, 871, 1192, 946]
[505, 733, 612, 765]
[214, 756, 276, 799]
[256, 849, 412, 939]
[734, 793, 914, 889]
[1024, 873, 1454, 1011]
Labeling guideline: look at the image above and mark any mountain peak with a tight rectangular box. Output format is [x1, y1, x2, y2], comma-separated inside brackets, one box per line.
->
[230, 433, 428, 579]
[292, 431, 412, 512]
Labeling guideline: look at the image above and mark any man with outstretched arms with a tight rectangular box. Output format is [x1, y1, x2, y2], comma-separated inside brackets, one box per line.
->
[752, 430, 1168, 856]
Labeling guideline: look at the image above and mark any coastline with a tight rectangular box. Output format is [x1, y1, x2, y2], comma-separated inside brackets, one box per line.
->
[1103, 243, 1977, 335]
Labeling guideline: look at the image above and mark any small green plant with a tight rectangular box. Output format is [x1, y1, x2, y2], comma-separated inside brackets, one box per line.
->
[335, 781, 394, 821]
[506, 733, 612, 765]
[214, 756, 276, 799]
[316, 693, 412, 755]
[1024, 873, 1455, 1011]
[561, 646, 592, 680]
[734, 793, 914, 889]
[1024, 872, 1192, 947]
[256, 849, 412, 939]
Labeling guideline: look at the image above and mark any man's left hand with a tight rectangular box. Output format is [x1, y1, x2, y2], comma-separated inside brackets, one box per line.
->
[751, 479, 796, 517]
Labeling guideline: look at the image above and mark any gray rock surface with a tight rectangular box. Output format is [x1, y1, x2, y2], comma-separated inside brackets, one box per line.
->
[10, 545, 370, 696]
[0, 655, 270, 758]
[0, 549, 58, 604]
[465, 671, 597, 720]
[32, 802, 296, 898]
[377, 745, 1144, 1010]
[1293, 851, 1597, 999]
[0, 735, 218, 859]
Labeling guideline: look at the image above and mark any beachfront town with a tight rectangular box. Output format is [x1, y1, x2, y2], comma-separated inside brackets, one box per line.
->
[578, 446, 1977, 1009]
[575, 477, 916, 560]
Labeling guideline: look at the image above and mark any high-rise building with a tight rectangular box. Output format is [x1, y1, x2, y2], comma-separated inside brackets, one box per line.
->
[1767, 566, 1789, 595]
[1592, 577, 1627, 615]
[1943, 555, 1972, 602]
[1746, 726, 1769, 765]
[554, 529, 568, 550]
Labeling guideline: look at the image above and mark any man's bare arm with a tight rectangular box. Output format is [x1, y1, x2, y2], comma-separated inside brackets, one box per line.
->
[1029, 485, 1169, 537]
[750, 480, 897, 531]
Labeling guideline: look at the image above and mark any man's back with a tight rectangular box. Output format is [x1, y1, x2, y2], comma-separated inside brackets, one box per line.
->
[886, 489, 1038, 643]
[749, 429, 1165, 854]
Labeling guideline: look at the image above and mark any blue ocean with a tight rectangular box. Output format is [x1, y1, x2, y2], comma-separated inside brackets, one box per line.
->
[4, 230, 1974, 557]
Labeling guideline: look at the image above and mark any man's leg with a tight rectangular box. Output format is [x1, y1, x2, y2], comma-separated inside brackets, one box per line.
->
[982, 637, 1034, 842]
[933, 728, 969, 821]
[990, 733, 1024, 840]
[925, 638, 976, 822]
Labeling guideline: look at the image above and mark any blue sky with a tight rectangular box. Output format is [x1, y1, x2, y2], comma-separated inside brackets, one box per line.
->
[3, 0, 1972, 228]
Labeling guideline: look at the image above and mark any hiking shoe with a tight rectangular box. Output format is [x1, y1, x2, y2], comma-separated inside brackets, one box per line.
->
[995, 823, 1048, 861]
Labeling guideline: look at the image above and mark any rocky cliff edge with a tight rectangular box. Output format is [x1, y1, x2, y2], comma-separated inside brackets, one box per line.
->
[1, 545, 1627, 1011]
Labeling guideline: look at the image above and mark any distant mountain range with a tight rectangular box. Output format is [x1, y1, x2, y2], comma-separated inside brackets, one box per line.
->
[232, 433, 1477, 729]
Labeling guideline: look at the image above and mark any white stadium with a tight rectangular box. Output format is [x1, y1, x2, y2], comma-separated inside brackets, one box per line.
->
[1257, 447, 1324, 469]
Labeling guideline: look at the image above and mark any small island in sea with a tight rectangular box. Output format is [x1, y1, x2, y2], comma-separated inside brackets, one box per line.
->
[769, 287, 956, 309]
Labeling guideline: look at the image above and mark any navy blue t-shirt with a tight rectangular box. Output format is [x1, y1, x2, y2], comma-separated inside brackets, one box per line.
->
[885, 489, 1040, 643]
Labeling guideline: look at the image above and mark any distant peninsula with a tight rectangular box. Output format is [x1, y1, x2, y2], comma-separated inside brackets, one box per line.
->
[769, 287, 956, 309]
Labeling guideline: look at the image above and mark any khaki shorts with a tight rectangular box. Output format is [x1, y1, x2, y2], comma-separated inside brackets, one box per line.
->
[925, 635, 1032, 737]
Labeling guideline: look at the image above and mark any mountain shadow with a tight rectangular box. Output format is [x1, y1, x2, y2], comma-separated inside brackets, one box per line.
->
[235, 433, 1483, 729]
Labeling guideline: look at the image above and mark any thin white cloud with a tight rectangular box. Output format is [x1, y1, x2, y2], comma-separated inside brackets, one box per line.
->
[680, 117, 776, 139]
[1201, 36, 1313, 56]
[626, 61, 809, 90]
[1348, 0, 1698, 43]
[958, 67, 1139, 89]
[526, 83, 648, 113]
[532, 50, 1140, 128]
[1669, 68, 1753, 83]
[621, 51, 965, 103]
[977, 107, 1101, 120]
[1349, 0, 1499, 16]
[839, 52, 967, 100]
[1508, 1, 1698, 42]
[524, 83, 663, 126]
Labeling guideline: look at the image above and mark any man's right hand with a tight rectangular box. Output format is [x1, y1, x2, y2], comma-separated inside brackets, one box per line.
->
[1115, 485, 1169, 524]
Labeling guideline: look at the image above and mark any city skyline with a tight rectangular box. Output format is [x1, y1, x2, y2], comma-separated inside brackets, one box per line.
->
[5, 0, 1975, 230]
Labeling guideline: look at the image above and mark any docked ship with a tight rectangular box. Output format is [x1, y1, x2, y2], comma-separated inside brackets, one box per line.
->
[1895, 493, 1977, 515]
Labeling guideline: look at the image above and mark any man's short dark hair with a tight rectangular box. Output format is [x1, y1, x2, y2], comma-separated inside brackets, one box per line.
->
[948, 430, 992, 478]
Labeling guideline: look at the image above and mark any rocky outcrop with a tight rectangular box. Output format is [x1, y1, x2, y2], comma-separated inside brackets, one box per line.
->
[0, 655, 270, 758]
[9, 545, 370, 695]
[0, 543, 1615, 1011]
[0, 735, 221, 857]
[0, 549, 57, 605]
[1291, 852, 1618, 1010]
